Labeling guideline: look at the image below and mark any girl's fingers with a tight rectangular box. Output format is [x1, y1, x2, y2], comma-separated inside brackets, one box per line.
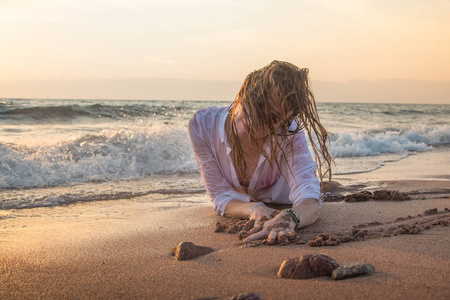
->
[284, 228, 293, 235]
[246, 223, 263, 235]
[243, 214, 298, 244]
[286, 230, 298, 240]
[277, 230, 291, 244]
[243, 229, 269, 243]
[266, 230, 278, 245]
[278, 231, 286, 240]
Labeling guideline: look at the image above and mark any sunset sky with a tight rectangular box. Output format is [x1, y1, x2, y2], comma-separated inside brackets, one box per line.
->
[1, 0, 449, 103]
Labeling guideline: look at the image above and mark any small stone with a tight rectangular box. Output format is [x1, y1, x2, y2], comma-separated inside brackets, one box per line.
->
[323, 193, 345, 202]
[396, 224, 421, 234]
[174, 242, 214, 261]
[423, 208, 438, 216]
[215, 218, 254, 236]
[390, 191, 410, 201]
[307, 234, 341, 247]
[240, 240, 263, 249]
[372, 190, 389, 199]
[215, 221, 226, 232]
[200, 293, 262, 300]
[373, 190, 409, 201]
[344, 191, 373, 202]
[242, 219, 255, 232]
[277, 253, 339, 279]
[226, 225, 239, 234]
[366, 221, 383, 226]
[331, 262, 375, 280]
[229, 292, 262, 300]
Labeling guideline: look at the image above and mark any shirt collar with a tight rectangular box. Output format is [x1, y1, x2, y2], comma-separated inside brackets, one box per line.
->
[218, 108, 232, 155]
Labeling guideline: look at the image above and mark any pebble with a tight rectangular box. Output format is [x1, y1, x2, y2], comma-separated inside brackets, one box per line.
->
[200, 293, 261, 300]
[277, 253, 340, 279]
[331, 261, 375, 280]
[173, 241, 214, 261]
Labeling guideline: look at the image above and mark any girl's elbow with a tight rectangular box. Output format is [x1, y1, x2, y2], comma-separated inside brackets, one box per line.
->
[311, 207, 320, 223]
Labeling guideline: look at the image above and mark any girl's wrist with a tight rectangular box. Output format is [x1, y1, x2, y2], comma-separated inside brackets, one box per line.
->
[283, 208, 300, 230]
[248, 202, 266, 218]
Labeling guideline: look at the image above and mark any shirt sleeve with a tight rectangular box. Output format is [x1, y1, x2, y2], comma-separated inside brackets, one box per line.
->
[188, 110, 250, 215]
[283, 130, 322, 207]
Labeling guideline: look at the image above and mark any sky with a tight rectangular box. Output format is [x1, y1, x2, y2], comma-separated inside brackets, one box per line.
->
[1, 0, 449, 103]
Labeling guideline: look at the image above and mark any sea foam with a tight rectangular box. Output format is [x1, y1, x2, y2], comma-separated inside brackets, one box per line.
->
[330, 125, 448, 158]
[0, 124, 197, 189]
[1, 123, 448, 189]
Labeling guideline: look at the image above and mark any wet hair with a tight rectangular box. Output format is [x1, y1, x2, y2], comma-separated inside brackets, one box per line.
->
[226, 60, 332, 190]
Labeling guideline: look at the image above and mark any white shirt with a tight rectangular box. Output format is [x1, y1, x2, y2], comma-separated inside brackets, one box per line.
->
[188, 106, 321, 215]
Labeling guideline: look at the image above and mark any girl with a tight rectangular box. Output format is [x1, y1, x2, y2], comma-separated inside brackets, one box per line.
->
[189, 60, 332, 244]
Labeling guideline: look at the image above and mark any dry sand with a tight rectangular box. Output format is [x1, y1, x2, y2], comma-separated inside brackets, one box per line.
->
[1, 150, 449, 299]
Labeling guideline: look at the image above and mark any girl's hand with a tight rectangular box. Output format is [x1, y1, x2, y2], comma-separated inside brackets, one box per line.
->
[243, 211, 296, 244]
[249, 202, 275, 223]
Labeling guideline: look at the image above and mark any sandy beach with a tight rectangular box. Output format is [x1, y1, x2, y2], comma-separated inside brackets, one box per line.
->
[1, 149, 449, 299]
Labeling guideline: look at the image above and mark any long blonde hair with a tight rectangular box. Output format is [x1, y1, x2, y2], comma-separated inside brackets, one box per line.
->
[226, 60, 332, 189]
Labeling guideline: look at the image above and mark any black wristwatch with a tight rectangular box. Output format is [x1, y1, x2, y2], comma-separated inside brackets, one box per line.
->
[283, 209, 300, 230]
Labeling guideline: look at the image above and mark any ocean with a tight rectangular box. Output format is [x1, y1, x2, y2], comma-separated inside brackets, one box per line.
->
[0, 98, 449, 210]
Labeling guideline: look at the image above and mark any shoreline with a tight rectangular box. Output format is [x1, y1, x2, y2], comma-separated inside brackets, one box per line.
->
[1, 149, 449, 299]
[1, 146, 448, 211]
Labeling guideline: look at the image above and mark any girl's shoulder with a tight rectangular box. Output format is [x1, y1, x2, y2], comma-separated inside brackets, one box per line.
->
[191, 106, 228, 126]
[189, 106, 228, 136]
[193, 106, 228, 117]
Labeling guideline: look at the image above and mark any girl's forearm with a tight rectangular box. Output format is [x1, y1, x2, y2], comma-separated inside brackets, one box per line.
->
[290, 198, 320, 228]
[223, 200, 258, 219]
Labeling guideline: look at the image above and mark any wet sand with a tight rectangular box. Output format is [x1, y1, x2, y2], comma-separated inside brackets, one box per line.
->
[1, 150, 449, 299]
